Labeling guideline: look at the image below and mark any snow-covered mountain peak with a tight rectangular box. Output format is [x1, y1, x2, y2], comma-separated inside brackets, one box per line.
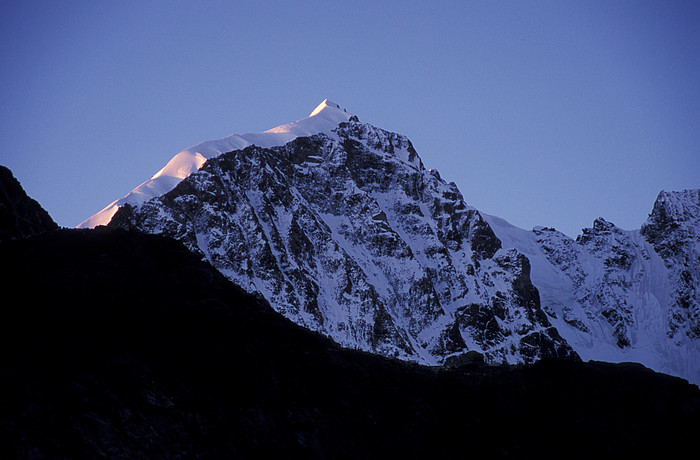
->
[78, 100, 355, 228]
[263, 99, 353, 136]
[650, 189, 700, 225]
[486, 189, 700, 383]
[109, 119, 578, 367]
[640, 188, 700, 352]
[77, 101, 700, 384]
[308, 99, 345, 117]
[641, 189, 699, 259]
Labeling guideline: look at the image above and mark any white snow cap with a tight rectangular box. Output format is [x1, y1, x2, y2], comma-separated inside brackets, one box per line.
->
[78, 100, 353, 228]
[309, 99, 342, 117]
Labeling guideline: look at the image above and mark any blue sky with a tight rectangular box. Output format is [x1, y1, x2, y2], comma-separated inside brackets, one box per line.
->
[2, 0, 698, 237]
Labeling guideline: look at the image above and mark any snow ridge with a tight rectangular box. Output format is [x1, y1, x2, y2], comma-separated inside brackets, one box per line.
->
[78, 100, 352, 228]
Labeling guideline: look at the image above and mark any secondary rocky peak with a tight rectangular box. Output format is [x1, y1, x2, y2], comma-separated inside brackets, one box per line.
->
[645, 189, 700, 229]
[641, 189, 699, 258]
[639, 188, 700, 343]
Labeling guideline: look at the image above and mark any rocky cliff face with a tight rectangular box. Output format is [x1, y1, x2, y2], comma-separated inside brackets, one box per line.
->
[110, 120, 577, 365]
[3, 227, 697, 459]
[488, 189, 700, 383]
[641, 190, 700, 340]
[534, 219, 652, 348]
[90, 101, 698, 383]
[0, 165, 58, 242]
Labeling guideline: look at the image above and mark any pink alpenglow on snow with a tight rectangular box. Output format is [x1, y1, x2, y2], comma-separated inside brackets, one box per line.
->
[78, 100, 352, 228]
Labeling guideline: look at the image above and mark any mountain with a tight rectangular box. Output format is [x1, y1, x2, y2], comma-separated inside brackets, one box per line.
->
[104, 101, 577, 367]
[486, 189, 700, 383]
[641, 189, 700, 339]
[2, 225, 699, 458]
[83, 100, 699, 383]
[78, 100, 353, 229]
[0, 164, 58, 242]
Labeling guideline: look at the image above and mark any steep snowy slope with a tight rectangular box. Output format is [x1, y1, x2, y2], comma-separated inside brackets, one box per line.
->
[78, 100, 352, 228]
[108, 109, 576, 365]
[485, 190, 700, 383]
[641, 190, 700, 340]
[82, 100, 698, 383]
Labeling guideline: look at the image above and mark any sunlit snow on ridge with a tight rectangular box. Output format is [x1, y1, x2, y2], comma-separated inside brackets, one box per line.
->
[78, 99, 352, 228]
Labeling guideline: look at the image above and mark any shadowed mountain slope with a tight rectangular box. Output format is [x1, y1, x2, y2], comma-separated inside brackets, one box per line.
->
[1, 227, 698, 459]
[0, 165, 58, 242]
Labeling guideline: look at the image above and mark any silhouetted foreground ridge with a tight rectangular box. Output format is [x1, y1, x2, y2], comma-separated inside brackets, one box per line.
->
[0, 227, 698, 459]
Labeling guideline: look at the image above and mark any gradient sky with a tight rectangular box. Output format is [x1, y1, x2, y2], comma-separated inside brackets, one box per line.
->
[2, 0, 698, 237]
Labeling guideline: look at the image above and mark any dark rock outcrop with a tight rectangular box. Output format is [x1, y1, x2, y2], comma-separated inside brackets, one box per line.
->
[0, 228, 698, 458]
[0, 165, 58, 242]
